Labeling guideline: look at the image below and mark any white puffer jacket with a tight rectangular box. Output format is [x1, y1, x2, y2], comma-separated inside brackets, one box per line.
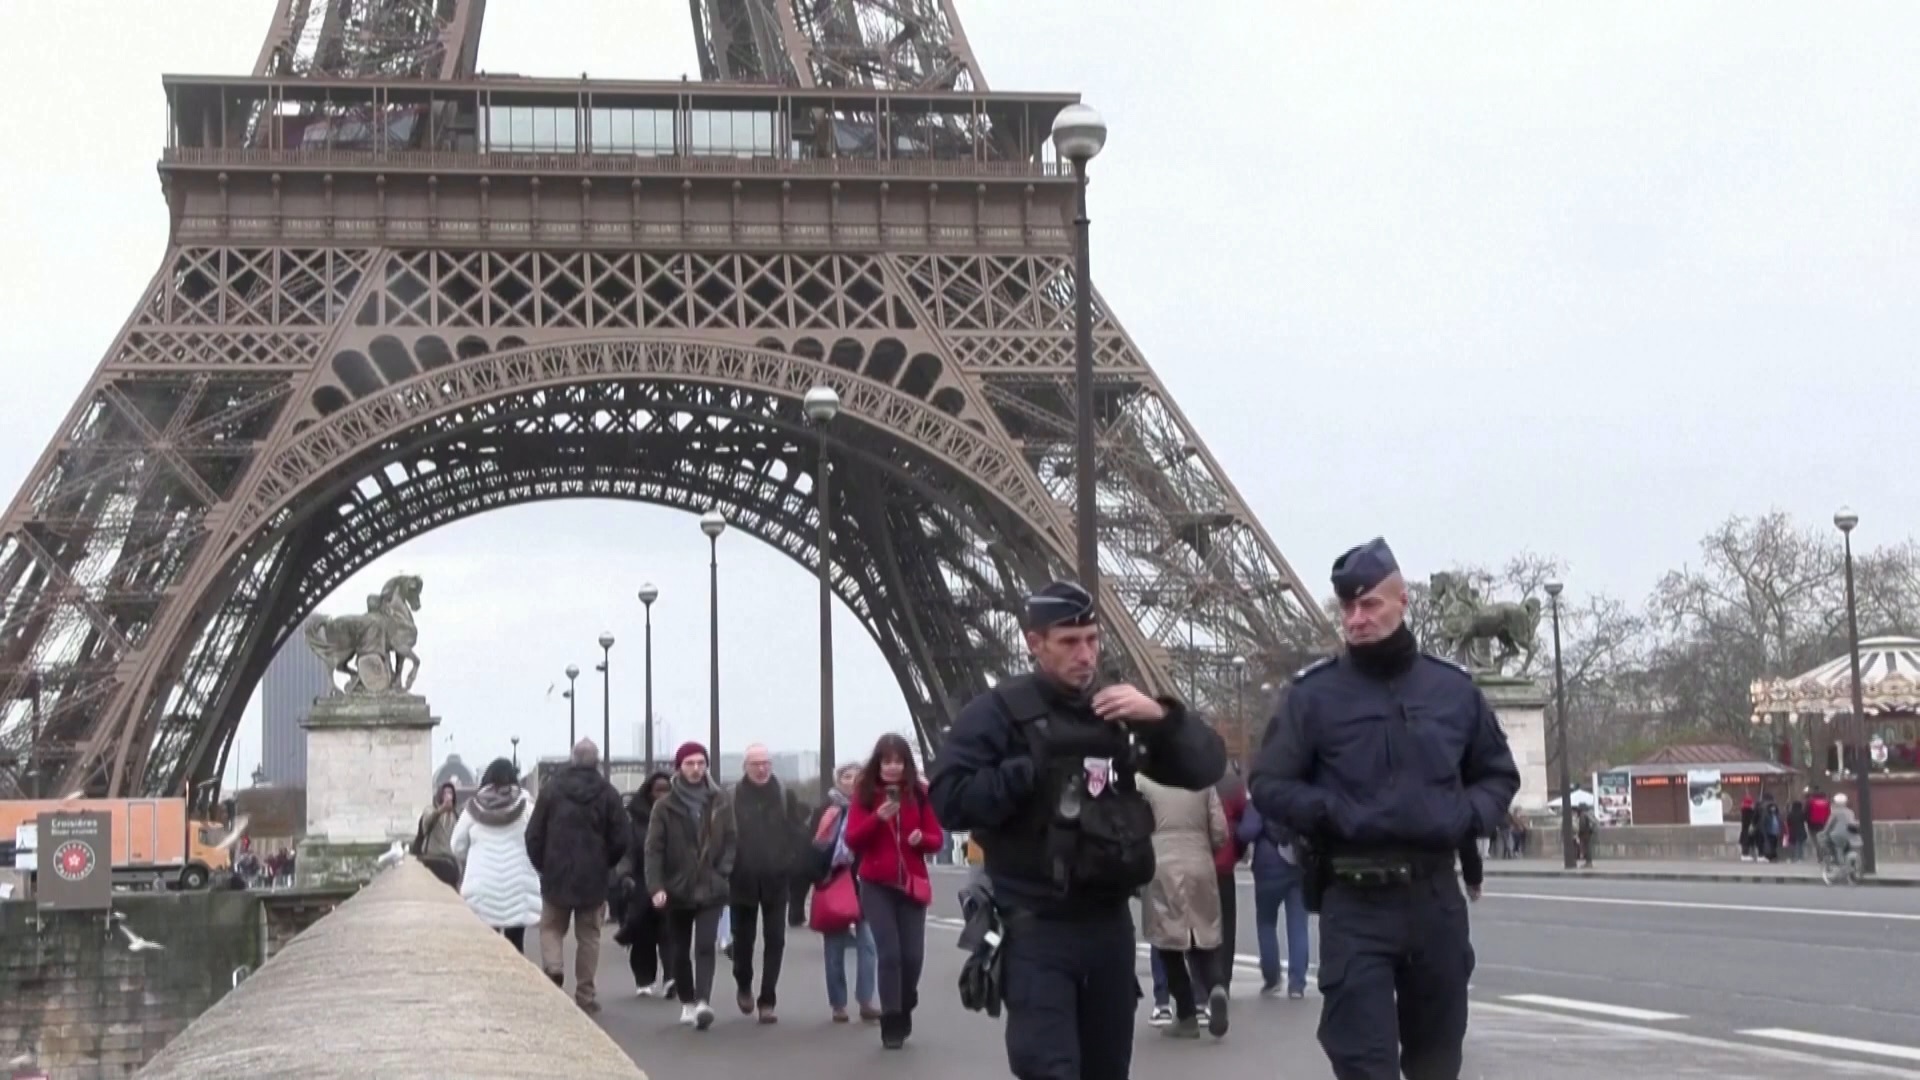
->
[452, 786, 543, 929]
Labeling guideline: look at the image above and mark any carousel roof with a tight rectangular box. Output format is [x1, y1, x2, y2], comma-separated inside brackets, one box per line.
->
[1749, 635, 1920, 719]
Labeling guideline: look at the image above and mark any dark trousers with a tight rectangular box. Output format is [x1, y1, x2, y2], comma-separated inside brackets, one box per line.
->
[501, 926, 526, 953]
[625, 905, 671, 987]
[1002, 905, 1138, 1080]
[1216, 869, 1238, 988]
[1316, 874, 1473, 1080]
[1155, 946, 1218, 1020]
[730, 877, 789, 1006]
[787, 873, 810, 926]
[668, 905, 723, 1005]
[859, 882, 926, 1015]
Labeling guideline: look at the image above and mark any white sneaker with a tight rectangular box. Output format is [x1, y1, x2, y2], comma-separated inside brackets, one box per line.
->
[1148, 1005, 1173, 1027]
[637, 984, 656, 998]
[695, 1001, 715, 1030]
[679, 1004, 697, 1026]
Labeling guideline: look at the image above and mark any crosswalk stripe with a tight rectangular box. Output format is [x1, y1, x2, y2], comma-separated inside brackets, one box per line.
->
[1738, 1028, 1920, 1063]
[1500, 994, 1684, 1022]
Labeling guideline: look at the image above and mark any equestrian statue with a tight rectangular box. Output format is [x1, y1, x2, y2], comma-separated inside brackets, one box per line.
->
[1428, 571, 1542, 675]
[305, 574, 424, 694]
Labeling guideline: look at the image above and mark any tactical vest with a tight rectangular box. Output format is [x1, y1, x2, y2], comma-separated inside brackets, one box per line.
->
[979, 676, 1157, 900]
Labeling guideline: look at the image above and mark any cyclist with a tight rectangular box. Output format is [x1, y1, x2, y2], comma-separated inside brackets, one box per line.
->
[1819, 793, 1859, 865]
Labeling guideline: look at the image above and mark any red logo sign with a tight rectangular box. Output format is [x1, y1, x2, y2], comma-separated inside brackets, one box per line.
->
[53, 841, 95, 882]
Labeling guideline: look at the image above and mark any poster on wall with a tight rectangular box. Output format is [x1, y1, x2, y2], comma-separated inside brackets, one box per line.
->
[1685, 768, 1724, 826]
[1593, 771, 1633, 826]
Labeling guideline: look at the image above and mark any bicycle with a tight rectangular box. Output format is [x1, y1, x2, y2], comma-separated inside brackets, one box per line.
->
[1818, 834, 1862, 886]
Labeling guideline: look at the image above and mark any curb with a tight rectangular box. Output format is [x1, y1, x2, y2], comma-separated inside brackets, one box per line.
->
[1482, 868, 1919, 888]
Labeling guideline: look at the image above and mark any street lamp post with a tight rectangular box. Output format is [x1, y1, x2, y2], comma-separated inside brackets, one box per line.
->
[1836, 506, 1877, 875]
[510, 736, 520, 771]
[1050, 103, 1108, 607]
[1546, 581, 1575, 870]
[701, 509, 728, 760]
[639, 583, 658, 771]
[804, 385, 841, 795]
[564, 664, 579, 747]
[597, 633, 615, 778]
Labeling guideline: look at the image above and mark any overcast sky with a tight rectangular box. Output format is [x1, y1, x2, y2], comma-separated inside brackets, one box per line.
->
[1, 2, 1914, 784]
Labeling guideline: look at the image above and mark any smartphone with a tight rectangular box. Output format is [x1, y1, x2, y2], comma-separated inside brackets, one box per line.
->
[885, 785, 901, 804]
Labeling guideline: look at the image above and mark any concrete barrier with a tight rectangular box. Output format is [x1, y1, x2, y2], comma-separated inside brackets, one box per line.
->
[137, 861, 647, 1080]
[1529, 820, 1920, 863]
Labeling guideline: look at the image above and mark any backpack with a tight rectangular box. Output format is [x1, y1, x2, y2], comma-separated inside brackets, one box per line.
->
[994, 679, 1157, 896]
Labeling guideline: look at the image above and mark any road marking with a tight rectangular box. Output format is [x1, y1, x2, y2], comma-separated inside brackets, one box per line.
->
[1474, 1002, 1920, 1077]
[1499, 993, 1684, 1022]
[1489, 891, 1920, 922]
[1738, 1029, 1920, 1063]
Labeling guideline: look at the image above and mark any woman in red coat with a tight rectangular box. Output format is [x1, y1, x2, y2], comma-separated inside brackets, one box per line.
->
[843, 732, 943, 1049]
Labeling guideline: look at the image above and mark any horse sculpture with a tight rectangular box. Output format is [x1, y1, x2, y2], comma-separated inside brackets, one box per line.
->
[305, 574, 423, 694]
[1429, 571, 1541, 674]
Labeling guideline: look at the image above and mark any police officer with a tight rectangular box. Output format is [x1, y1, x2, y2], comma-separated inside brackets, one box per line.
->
[1249, 539, 1519, 1080]
[929, 581, 1226, 1080]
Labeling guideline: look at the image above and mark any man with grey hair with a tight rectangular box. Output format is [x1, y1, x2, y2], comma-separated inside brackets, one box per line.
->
[729, 742, 806, 1022]
[526, 738, 628, 1013]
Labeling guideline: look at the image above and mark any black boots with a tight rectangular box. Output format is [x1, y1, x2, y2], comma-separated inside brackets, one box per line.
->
[879, 1011, 908, 1049]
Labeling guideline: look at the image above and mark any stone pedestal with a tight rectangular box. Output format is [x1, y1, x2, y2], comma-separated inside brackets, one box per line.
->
[296, 692, 438, 889]
[1478, 676, 1551, 811]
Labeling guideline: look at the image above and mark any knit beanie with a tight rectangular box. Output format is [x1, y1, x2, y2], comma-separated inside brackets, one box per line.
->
[674, 741, 709, 768]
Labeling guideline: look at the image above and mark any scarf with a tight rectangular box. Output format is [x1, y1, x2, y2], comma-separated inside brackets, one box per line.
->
[464, 783, 525, 827]
[1348, 625, 1418, 679]
[674, 774, 713, 819]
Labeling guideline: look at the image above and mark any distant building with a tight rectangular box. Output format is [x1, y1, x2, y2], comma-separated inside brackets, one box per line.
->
[260, 619, 333, 787]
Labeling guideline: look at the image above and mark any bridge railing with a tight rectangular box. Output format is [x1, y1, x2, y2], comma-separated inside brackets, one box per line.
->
[137, 861, 648, 1079]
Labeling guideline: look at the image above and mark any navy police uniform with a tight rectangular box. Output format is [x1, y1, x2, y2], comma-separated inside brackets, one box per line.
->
[1249, 539, 1520, 1080]
[929, 582, 1227, 1080]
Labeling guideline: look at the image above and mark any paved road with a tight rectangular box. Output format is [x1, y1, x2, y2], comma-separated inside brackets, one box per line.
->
[541, 869, 1920, 1077]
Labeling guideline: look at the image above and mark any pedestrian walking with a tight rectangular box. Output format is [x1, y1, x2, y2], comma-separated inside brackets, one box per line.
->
[644, 741, 737, 1031]
[1140, 775, 1231, 1040]
[1213, 765, 1248, 993]
[413, 781, 462, 888]
[843, 732, 942, 1049]
[1250, 538, 1520, 1080]
[613, 771, 675, 998]
[810, 761, 880, 1024]
[524, 739, 628, 1013]
[1238, 800, 1310, 1000]
[451, 757, 542, 954]
[1786, 798, 1808, 862]
[729, 742, 806, 1022]
[928, 580, 1227, 1080]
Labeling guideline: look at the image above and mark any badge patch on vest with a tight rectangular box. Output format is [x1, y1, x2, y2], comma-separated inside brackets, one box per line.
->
[1083, 757, 1114, 797]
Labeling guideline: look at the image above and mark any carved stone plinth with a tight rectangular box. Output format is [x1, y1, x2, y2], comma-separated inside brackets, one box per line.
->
[1477, 676, 1551, 812]
[296, 692, 438, 889]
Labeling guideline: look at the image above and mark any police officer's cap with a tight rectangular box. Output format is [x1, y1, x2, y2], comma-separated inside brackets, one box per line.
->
[1024, 580, 1095, 631]
[1331, 538, 1400, 602]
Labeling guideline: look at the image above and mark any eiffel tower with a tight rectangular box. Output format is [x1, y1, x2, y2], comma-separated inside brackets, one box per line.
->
[0, 0, 1329, 800]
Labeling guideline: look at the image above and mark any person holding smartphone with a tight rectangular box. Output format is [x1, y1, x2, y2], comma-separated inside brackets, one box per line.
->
[843, 732, 943, 1049]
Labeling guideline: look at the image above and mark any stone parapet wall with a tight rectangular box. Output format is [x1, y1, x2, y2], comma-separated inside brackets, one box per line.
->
[1530, 820, 1920, 862]
[137, 861, 649, 1079]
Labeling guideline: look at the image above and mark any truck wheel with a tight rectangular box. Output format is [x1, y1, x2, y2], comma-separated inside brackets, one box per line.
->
[181, 865, 210, 890]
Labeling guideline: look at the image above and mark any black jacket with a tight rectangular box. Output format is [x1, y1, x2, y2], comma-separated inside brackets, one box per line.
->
[929, 673, 1227, 916]
[1250, 649, 1521, 855]
[644, 777, 737, 909]
[524, 764, 627, 909]
[729, 776, 805, 893]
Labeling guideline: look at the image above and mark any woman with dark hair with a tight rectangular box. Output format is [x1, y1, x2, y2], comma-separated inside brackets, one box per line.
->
[415, 780, 463, 887]
[451, 758, 541, 952]
[615, 771, 676, 997]
[842, 732, 942, 1049]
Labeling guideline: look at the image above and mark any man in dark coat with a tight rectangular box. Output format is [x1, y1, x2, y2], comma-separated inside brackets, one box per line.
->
[729, 742, 806, 1022]
[525, 738, 628, 1013]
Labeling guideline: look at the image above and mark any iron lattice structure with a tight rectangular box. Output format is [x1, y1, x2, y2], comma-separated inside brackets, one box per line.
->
[0, 1, 1330, 800]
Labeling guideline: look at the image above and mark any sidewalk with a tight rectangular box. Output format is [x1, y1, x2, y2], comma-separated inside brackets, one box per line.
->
[1480, 857, 1920, 887]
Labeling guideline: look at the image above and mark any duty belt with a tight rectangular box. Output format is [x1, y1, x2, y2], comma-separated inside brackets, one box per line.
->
[1328, 851, 1455, 889]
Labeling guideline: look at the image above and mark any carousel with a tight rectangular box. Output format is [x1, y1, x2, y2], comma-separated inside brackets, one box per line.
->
[1750, 635, 1920, 819]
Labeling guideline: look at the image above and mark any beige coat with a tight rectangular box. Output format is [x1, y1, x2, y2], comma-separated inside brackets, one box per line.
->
[1139, 778, 1228, 952]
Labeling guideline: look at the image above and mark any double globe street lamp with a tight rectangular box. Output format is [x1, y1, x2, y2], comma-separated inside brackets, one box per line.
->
[564, 663, 580, 747]
[1835, 506, 1877, 875]
[1545, 581, 1574, 870]
[804, 384, 842, 794]
[1050, 102, 1108, 607]
[597, 632, 616, 779]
